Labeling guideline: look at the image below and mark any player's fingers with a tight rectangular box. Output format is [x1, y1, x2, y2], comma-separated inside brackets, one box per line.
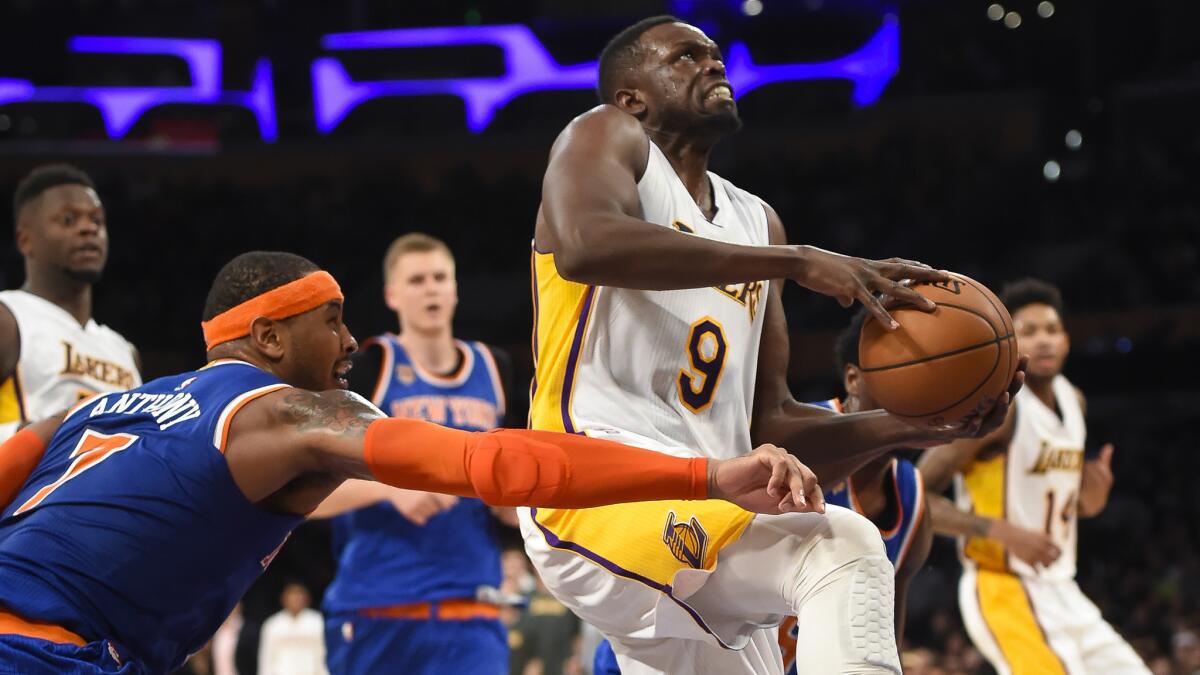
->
[857, 287, 899, 330]
[976, 392, 1011, 434]
[872, 277, 937, 311]
[1009, 357, 1029, 397]
[778, 456, 821, 513]
[1100, 443, 1114, 466]
[786, 462, 809, 511]
[766, 454, 789, 499]
[877, 261, 949, 283]
[809, 481, 825, 514]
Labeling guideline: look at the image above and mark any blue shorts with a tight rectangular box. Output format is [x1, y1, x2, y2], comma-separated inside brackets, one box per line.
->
[0, 634, 139, 675]
[324, 612, 507, 675]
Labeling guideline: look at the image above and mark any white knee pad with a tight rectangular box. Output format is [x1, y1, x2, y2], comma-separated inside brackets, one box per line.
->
[848, 554, 900, 674]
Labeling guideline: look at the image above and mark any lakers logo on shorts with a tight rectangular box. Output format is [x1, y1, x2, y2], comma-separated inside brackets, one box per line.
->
[663, 511, 708, 569]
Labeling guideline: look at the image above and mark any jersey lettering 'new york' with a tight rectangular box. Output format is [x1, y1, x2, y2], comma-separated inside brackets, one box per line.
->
[0, 360, 301, 673]
[530, 140, 771, 460]
[957, 374, 1085, 580]
[323, 336, 506, 613]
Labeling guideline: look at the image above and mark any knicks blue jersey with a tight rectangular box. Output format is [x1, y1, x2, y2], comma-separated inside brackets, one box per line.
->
[323, 336, 506, 613]
[0, 360, 302, 673]
[824, 458, 925, 567]
[811, 398, 926, 567]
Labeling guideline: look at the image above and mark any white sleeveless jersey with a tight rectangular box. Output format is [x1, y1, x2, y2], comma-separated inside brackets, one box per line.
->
[0, 290, 141, 441]
[530, 141, 770, 460]
[957, 374, 1085, 580]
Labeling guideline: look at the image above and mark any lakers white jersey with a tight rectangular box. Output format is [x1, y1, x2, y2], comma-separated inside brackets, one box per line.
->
[957, 374, 1085, 580]
[530, 141, 770, 460]
[0, 290, 141, 441]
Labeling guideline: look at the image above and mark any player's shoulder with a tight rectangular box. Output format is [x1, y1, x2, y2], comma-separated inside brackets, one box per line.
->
[1055, 374, 1086, 412]
[564, 104, 644, 138]
[554, 105, 648, 166]
[261, 387, 383, 429]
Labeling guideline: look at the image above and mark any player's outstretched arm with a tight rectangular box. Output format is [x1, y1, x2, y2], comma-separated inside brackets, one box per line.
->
[0, 413, 64, 510]
[224, 388, 822, 516]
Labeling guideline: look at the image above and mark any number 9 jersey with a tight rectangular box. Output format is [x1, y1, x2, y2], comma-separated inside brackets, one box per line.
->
[530, 140, 770, 461]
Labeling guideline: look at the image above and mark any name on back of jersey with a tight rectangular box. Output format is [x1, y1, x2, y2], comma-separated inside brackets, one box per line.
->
[86, 390, 203, 430]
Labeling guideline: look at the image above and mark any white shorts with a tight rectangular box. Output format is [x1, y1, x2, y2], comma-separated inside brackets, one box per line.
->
[520, 501, 900, 675]
[959, 566, 1149, 675]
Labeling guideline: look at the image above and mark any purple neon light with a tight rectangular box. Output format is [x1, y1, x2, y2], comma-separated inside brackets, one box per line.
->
[314, 17, 899, 134]
[0, 37, 277, 141]
[726, 13, 899, 106]
[316, 25, 595, 133]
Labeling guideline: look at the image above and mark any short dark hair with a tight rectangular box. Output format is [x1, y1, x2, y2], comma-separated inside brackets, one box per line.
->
[597, 15, 681, 104]
[13, 164, 96, 226]
[202, 251, 320, 322]
[833, 306, 872, 373]
[1000, 278, 1064, 316]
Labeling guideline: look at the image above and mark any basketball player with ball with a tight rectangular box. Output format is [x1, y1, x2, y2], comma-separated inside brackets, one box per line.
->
[521, 15, 1026, 674]
[919, 279, 1149, 674]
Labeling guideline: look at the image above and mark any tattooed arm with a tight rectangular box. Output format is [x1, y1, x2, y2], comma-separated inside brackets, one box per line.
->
[222, 388, 383, 514]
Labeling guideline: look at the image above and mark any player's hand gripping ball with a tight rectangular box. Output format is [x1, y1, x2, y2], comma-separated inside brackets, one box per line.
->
[859, 273, 1018, 429]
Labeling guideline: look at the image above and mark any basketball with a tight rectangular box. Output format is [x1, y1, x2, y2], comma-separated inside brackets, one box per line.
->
[858, 273, 1018, 429]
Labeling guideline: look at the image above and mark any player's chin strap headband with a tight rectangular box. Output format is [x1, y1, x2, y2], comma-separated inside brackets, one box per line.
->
[201, 271, 344, 351]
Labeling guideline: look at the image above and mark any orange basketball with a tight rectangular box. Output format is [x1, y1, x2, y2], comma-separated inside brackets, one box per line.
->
[858, 273, 1017, 429]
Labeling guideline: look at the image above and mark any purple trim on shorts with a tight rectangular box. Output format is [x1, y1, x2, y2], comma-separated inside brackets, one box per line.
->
[530, 507, 737, 649]
[559, 287, 595, 434]
[529, 252, 540, 402]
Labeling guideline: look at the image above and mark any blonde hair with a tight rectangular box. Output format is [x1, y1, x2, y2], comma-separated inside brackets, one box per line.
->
[383, 233, 454, 282]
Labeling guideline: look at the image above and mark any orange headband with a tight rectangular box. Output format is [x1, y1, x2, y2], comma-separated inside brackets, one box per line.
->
[201, 271, 344, 350]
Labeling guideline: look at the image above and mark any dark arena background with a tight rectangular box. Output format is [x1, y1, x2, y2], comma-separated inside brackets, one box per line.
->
[2, 1, 1198, 673]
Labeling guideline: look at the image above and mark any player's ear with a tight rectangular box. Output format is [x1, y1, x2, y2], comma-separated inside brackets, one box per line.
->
[383, 281, 401, 314]
[614, 87, 647, 118]
[14, 220, 33, 258]
[843, 364, 861, 399]
[249, 317, 286, 361]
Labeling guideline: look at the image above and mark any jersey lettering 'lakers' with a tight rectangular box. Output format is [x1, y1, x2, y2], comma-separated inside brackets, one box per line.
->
[530, 141, 769, 460]
[957, 374, 1085, 580]
[0, 290, 140, 441]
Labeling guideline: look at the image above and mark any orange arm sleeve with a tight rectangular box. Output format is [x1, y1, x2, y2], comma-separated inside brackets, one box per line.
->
[362, 418, 709, 507]
[0, 429, 47, 510]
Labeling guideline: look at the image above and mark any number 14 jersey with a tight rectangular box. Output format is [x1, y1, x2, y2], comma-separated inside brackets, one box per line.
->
[530, 140, 770, 460]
